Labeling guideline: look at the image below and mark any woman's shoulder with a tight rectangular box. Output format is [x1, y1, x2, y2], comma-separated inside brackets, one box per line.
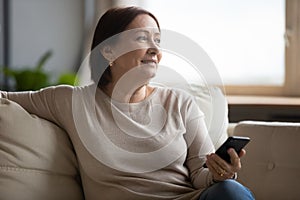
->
[154, 86, 194, 100]
[33, 84, 94, 101]
[37, 84, 75, 97]
[153, 85, 204, 117]
[152, 86, 196, 107]
[43, 84, 95, 95]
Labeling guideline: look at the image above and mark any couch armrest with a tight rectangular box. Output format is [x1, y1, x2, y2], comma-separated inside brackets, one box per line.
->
[233, 121, 300, 200]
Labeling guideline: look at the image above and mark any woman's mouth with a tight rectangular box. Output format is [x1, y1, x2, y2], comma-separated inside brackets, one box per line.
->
[141, 60, 157, 65]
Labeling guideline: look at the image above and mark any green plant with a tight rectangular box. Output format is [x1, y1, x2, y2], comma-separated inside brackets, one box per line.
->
[1, 50, 78, 91]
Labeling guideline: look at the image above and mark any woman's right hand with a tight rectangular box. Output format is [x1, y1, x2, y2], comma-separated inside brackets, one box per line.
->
[205, 148, 246, 182]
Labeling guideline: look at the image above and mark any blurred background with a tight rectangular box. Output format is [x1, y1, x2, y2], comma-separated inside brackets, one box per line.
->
[1, 0, 299, 121]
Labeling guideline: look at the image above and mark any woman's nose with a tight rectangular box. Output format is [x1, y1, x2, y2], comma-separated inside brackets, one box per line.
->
[147, 40, 160, 55]
[147, 47, 159, 55]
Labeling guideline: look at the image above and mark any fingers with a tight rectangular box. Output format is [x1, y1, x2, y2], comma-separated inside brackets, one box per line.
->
[206, 162, 228, 181]
[206, 148, 246, 181]
[228, 148, 242, 171]
[205, 154, 235, 181]
[239, 149, 246, 157]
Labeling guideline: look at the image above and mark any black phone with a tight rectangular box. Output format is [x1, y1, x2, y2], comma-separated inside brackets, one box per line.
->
[203, 136, 250, 168]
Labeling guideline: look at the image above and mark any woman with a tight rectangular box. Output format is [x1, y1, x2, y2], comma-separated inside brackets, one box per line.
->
[0, 6, 254, 200]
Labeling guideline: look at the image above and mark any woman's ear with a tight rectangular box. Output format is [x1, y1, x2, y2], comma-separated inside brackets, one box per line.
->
[100, 45, 115, 62]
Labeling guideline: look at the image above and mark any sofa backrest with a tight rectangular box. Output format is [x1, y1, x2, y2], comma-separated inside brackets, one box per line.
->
[0, 98, 84, 200]
[234, 121, 300, 200]
[187, 84, 229, 149]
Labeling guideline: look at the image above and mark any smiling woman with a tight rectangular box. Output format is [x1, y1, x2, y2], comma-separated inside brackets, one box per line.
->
[1, 6, 254, 200]
[89, 7, 160, 89]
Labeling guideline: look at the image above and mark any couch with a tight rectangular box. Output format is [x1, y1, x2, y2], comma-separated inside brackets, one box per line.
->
[1, 87, 300, 200]
[234, 121, 300, 200]
[0, 98, 84, 200]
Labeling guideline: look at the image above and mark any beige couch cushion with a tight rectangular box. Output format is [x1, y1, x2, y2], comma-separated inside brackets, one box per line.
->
[188, 84, 228, 148]
[234, 121, 300, 200]
[0, 98, 83, 200]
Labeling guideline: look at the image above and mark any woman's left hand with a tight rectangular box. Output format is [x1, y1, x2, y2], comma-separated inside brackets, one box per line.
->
[205, 148, 246, 182]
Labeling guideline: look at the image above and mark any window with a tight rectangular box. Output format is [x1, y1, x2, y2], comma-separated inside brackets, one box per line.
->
[0, 0, 84, 91]
[0, 0, 6, 89]
[115, 0, 300, 96]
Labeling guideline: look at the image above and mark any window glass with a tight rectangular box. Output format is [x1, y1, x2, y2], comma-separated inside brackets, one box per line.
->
[143, 0, 285, 86]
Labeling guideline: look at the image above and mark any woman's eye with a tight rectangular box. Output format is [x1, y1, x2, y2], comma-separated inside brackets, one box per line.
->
[154, 38, 161, 45]
[136, 36, 148, 42]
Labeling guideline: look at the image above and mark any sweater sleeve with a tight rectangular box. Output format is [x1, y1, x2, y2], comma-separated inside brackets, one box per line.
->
[0, 85, 73, 128]
[183, 98, 216, 189]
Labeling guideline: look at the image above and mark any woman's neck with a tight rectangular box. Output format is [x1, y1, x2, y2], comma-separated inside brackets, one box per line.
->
[101, 83, 148, 103]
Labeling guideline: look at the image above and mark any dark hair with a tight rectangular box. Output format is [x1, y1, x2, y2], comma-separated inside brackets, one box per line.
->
[89, 6, 160, 87]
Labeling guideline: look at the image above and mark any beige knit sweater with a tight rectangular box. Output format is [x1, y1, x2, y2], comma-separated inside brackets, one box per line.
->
[1, 84, 215, 200]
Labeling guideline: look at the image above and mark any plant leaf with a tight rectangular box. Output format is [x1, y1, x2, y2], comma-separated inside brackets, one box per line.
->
[56, 73, 78, 86]
[14, 70, 49, 91]
[36, 50, 53, 71]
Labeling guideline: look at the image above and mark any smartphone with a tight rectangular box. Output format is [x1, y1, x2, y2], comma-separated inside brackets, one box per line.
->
[203, 136, 250, 168]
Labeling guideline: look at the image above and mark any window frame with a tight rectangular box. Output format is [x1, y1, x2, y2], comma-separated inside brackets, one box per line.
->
[225, 0, 300, 97]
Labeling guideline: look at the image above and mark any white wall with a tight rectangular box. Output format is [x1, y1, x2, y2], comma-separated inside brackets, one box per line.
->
[0, 0, 4, 88]
[0, 0, 3, 66]
[10, 0, 84, 80]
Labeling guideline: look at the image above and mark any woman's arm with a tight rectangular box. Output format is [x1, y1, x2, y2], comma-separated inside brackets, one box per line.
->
[0, 85, 73, 128]
[183, 99, 216, 188]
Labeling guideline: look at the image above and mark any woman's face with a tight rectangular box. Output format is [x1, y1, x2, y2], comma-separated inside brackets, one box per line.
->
[109, 14, 162, 83]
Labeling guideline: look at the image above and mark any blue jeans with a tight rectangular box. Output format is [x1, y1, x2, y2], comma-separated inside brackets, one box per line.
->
[198, 179, 255, 200]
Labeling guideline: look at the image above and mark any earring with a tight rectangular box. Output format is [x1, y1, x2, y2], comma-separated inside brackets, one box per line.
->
[109, 61, 113, 66]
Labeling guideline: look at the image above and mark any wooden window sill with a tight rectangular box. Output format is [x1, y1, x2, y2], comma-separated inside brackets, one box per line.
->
[226, 95, 300, 122]
[226, 95, 300, 106]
